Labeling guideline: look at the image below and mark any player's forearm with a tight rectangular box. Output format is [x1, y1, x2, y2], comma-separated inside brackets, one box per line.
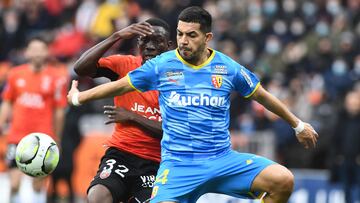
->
[130, 115, 163, 139]
[78, 76, 132, 104]
[74, 34, 122, 77]
[251, 86, 299, 128]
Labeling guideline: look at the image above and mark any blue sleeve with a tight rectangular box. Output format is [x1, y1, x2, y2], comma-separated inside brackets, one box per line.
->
[233, 64, 260, 98]
[127, 57, 159, 92]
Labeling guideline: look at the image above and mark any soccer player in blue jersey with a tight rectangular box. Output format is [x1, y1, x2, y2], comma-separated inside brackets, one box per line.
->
[67, 6, 318, 203]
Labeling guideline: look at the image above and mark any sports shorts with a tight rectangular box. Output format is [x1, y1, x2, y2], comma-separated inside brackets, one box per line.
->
[88, 147, 159, 203]
[150, 150, 275, 203]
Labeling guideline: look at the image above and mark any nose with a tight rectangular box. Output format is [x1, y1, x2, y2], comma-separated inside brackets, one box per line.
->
[145, 41, 156, 51]
[178, 35, 189, 46]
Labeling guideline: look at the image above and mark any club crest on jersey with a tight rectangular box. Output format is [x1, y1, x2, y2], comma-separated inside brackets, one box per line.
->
[212, 75, 223, 88]
[100, 169, 111, 179]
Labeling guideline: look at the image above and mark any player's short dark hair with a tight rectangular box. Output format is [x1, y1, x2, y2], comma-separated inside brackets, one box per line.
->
[146, 18, 171, 38]
[178, 6, 212, 33]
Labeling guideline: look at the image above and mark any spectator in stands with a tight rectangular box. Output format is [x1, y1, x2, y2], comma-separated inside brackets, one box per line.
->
[330, 90, 360, 203]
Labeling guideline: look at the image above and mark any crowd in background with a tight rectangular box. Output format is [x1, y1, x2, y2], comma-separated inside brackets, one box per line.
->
[0, 0, 359, 195]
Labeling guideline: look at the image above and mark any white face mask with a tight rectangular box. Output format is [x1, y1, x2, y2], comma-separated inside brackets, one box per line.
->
[283, 0, 297, 13]
[326, 0, 341, 16]
[240, 47, 255, 64]
[248, 16, 263, 33]
[273, 20, 287, 35]
[354, 59, 360, 75]
[290, 20, 305, 36]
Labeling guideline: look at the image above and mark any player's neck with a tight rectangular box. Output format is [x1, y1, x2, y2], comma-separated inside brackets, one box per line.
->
[29, 63, 45, 72]
[187, 48, 211, 66]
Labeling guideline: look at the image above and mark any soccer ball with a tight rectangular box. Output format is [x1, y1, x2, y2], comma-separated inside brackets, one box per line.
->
[15, 132, 60, 177]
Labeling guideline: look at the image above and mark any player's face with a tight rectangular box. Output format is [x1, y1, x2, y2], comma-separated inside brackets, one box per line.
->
[138, 26, 170, 62]
[25, 40, 49, 66]
[177, 21, 212, 62]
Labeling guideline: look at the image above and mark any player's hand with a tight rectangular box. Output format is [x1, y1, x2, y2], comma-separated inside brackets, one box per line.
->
[114, 22, 154, 39]
[103, 105, 135, 124]
[295, 123, 319, 149]
[67, 80, 80, 105]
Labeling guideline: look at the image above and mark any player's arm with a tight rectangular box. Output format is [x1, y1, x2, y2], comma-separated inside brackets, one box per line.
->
[249, 85, 319, 149]
[67, 76, 134, 106]
[103, 106, 163, 139]
[0, 100, 12, 135]
[74, 22, 154, 77]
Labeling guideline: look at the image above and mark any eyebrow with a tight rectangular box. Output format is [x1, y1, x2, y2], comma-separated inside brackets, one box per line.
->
[176, 29, 197, 35]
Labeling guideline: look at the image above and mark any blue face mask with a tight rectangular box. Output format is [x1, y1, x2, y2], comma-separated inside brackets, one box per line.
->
[302, 1, 317, 17]
[263, 0, 278, 16]
[326, 0, 341, 16]
[332, 60, 347, 76]
[315, 22, 329, 36]
[265, 39, 281, 54]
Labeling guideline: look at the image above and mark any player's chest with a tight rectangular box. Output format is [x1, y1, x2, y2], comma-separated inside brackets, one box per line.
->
[158, 67, 233, 92]
[14, 74, 56, 95]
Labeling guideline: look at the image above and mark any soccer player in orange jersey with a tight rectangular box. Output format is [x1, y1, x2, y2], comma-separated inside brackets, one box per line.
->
[0, 37, 68, 203]
[73, 18, 172, 203]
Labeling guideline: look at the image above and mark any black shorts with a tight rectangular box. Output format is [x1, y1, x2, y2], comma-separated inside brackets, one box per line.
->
[5, 144, 18, 168]
[88, 147, 159, 203]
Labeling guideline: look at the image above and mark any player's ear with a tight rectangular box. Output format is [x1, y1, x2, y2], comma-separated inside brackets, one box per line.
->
[205, 32, 213, 43]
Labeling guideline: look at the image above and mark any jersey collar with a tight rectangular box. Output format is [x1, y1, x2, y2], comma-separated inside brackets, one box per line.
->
[175, 48, 215, 70]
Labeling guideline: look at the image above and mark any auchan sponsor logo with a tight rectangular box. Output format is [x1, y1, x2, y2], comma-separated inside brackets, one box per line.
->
[168, 91, 225, 107]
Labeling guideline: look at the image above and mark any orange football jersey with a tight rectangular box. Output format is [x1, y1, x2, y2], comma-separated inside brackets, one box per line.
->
[2, 64, 68, 144]
[97, 55, 161, 163]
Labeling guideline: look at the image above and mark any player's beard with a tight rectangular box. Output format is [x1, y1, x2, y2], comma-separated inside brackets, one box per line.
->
[180, 42, 206, 65]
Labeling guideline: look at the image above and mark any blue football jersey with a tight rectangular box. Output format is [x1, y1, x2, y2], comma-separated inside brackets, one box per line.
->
[128, 49, 260, 161]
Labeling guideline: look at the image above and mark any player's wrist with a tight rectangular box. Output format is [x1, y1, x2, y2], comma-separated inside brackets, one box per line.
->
[293, 120, 305, 135]
[71, 92, 82, 106]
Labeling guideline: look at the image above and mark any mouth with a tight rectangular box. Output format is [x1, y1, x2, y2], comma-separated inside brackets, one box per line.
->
[179, 49, 191, 57]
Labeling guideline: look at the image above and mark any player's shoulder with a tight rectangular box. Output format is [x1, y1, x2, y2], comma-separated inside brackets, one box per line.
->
[103, 54, 142, 64]
[8, 64, 30, 76]
[213, 49, 239, 65]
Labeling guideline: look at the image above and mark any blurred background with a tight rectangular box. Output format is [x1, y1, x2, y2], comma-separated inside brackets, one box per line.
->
[0, 0, 359, 202]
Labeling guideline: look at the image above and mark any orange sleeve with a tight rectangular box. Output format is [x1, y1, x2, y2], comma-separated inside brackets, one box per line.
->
[97, 55, 134, 78]
[1, 70, 16, 102]
[54, 69, 69, 108]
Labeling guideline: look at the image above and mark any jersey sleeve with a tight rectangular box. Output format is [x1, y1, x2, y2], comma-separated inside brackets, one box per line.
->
[233, 64, 260, 98]
[97, 55, 130, 80]
[54, 74, 69, 108]
[1, 71, 16, 102]
[127, 57, 158, 92]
